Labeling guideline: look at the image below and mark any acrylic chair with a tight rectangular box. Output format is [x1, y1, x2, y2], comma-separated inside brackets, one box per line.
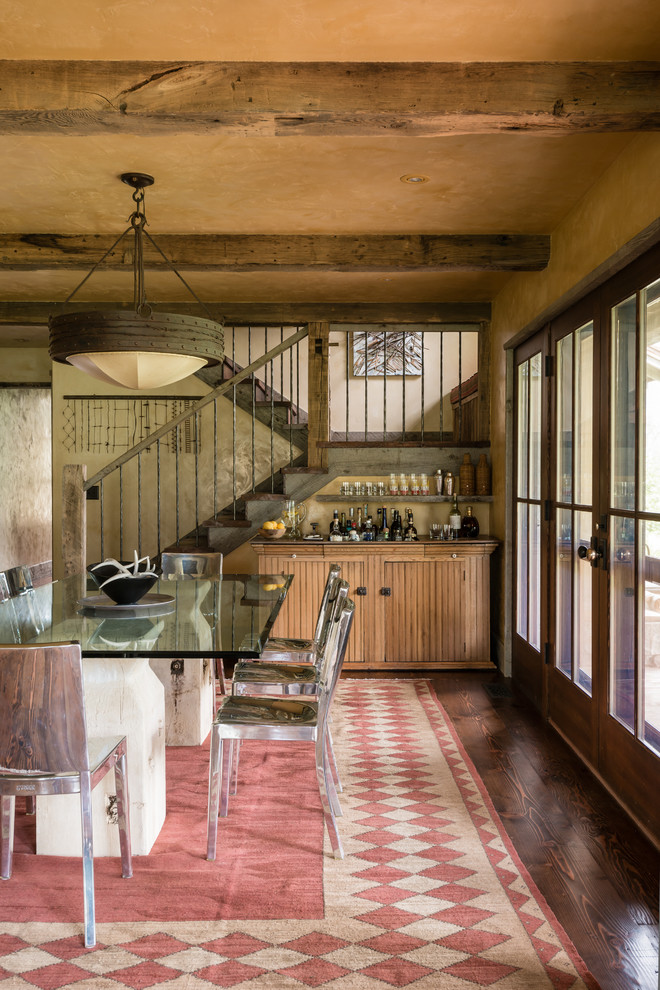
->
[160, 550, 226, 696]
[259, 563, 341, 664]
[231, 577, 348, 794]
[0, 642, 132, 948]
[3, 564, 33, 597]
[206, 594, 354, 862]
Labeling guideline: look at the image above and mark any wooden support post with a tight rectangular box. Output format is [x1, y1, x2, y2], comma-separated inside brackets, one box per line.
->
[478, 321, 491, 442]
[307, 322, 330, 468]
[62, 464, 87, 577]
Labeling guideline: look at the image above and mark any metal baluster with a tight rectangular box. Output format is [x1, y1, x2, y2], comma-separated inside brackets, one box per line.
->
[99, 478, 104, 562]
[250, 326, 255, 492]
[137, 451, 142, 557]
[175, 424, 180, 546]
[402, 328, 407, 441]
[156, 439, 161, 556]
[270, 349, 275, 491]
[119, 465, 124, 561]
[232, 327, 237, 518]
[194, 410, 200, 545]
[286, 327, 293, 465]
[420, 329, 425, 441]
[364, 329, 368, 441]
[458, 331, 463, 442]
[213, 400, 217, 521]
[383, 328, 387, 439]
[345, 331, 350, 440]
[440, 332, 444, 439]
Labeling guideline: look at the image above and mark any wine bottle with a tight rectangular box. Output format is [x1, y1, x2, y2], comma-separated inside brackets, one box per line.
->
[449, 495, 462, 538]
[381, 507, 389, 541]
[390, 509, 403, 540]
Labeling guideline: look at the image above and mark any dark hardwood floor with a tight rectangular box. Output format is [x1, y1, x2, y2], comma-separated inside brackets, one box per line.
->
[348, 669, 660, 990]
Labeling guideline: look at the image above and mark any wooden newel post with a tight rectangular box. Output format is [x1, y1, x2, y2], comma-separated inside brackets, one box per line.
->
[307, 321, 330, 469]
[62, 464, 87, 577]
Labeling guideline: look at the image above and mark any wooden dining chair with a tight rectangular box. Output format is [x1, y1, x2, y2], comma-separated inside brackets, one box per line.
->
[0, 642, 132, 948]
[206, 593, 354, 861]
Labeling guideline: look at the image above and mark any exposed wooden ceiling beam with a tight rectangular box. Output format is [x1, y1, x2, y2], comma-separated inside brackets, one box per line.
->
[0, 301, 491, 327]
[0, 234, 550, 273]
[1, 61, 658, 135]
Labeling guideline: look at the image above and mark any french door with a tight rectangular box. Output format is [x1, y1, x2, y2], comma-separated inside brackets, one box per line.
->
[513, 244, 660, 837]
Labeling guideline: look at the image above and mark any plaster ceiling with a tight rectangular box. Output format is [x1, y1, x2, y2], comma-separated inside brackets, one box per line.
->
[0, 0, 658, 344]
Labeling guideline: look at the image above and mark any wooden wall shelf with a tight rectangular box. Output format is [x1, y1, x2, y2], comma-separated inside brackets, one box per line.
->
[314, 494, 493, 502]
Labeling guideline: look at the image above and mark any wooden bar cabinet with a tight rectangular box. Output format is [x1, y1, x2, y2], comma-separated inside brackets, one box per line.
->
[253, 537, 498, 670]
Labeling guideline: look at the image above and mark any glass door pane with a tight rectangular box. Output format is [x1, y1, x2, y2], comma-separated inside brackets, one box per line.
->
[554, 323, 594, 697]
[515, 354, 542, 651]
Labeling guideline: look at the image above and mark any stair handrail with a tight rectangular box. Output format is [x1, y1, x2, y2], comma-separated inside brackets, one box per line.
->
[83, 325, 309, 490]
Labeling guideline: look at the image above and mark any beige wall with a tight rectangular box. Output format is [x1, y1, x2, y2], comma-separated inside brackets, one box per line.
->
[489, 132, 660, 662]
[0, 384, 52, 572]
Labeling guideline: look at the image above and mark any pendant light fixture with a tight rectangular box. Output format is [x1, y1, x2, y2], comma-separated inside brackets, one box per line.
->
[49, 172, 224, 390]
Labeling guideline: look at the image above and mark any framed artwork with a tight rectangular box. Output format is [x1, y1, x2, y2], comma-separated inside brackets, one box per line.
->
[352, 329, 423, 377]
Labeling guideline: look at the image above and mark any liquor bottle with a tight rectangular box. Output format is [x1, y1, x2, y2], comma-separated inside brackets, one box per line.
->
[340, 511, 347, 539]
[380, 507, 389, 541]
[390, 509, 403, 541]
[363, 515, 374, 541]
[449, 495, 462, 538]
[461, 505, 480, 538]
[348, 519, 360, 541]
[404, 510, 418, 540]
[329, 510, 342, 541]
[375, 508, 383, 538]
[356, 506, 364, 534]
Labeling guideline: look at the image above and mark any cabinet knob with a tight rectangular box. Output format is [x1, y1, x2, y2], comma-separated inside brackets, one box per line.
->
[380, 587, 391, 596]
[452, 553, 457, 559]
[290, 553, 297, 559]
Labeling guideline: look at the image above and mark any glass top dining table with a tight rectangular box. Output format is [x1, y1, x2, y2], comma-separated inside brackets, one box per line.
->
[0, 571, 293, 659]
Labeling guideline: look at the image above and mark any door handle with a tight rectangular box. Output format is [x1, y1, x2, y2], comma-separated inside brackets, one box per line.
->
[380, 587, 391, 596]
[577, 538, 607, 568]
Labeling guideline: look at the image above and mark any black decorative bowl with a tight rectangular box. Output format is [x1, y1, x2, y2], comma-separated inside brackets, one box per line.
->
[87, 560, 151, 588]
[87, 561, 158, 605]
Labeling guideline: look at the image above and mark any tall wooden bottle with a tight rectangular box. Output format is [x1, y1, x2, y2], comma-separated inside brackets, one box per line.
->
[459, 453, 475, 495]
[476, 453, 491, 495]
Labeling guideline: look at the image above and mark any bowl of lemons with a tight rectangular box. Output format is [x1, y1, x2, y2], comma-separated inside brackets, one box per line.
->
[258, 519, 287, 539]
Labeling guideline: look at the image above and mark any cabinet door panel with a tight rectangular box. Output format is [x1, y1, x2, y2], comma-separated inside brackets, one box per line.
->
[322, 551, 366, 663]
[259, 553, 326, 641]
[385, 559, 464, 664]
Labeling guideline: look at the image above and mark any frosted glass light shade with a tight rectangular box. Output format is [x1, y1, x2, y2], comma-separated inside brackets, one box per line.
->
[67, 351, 207, 389]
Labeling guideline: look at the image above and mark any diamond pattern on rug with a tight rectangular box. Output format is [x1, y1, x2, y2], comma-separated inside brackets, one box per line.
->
[0, 679, 600, 990]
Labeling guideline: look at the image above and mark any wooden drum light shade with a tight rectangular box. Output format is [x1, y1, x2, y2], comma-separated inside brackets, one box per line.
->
[48, 172, 224, 390]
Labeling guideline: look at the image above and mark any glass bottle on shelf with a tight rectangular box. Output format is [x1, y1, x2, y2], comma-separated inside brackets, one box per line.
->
[329, 510, 342, 541]
[390, 509, 403, 540]
[449, 495, 462, 538]
[356, 506, 363, 534]
[444, 471, 454, 496]
[404, 509, 418, 540]
[461, 505, 480, 538]
[363, 515, 374, 541]
[380, 507, 389, 541]
[340, 511, 347, 538]
[376, 508, 383, 538]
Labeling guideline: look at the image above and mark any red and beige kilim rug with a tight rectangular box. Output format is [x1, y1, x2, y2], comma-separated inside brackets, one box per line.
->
[0, 679, 600, 989]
